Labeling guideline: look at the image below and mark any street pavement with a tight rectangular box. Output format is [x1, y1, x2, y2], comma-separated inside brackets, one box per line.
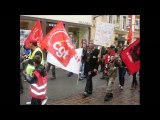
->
[20, 67, 140, 105]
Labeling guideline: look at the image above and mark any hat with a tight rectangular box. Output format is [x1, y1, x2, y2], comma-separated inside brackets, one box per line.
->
[30, 39, 37, 44]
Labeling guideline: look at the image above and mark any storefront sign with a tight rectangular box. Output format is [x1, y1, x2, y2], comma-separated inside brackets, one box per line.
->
[79, 21, 90, 25]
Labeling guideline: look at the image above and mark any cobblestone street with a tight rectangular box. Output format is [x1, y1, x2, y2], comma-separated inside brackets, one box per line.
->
[20, 68, 140, 105]
[46, 70, 140, 105]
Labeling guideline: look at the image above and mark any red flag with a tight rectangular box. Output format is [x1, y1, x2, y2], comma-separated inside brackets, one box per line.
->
[41, 21, 79, 67]
[24, 19, 43, 48]
[120, 38, 140, 75]
[127, 26, 132, 44]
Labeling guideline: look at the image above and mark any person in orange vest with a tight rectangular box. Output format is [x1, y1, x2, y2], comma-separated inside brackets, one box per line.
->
[25, 55, 48, 105]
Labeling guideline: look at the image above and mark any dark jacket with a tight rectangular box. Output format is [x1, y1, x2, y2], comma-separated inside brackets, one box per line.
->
[25, 64, 47, 84]
[86, 48, 99, 71]
[81, 48, 87, 63]
[101, 46, 106, 58]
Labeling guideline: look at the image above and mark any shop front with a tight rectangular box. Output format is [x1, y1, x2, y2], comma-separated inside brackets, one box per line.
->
[20, 16, 91, 59]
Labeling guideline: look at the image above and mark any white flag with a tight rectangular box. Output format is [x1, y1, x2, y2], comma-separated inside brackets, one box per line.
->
[47, 48, 83, 74]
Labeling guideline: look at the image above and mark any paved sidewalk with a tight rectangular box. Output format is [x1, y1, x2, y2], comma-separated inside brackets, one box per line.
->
[47, 74, 140, 105]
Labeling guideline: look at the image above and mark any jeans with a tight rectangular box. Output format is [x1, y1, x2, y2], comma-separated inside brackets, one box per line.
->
[132, 72, 138, 86]
[80, 62, 85, 78]
[100, 60, 105, 72]
[20, 71, 23, 91]
[84, 62, 89, 77]
[119, 67, 127, 86]
[46, 62, 56, 77]
[22, 60, 28, 70]
[106, 77, 115, 93]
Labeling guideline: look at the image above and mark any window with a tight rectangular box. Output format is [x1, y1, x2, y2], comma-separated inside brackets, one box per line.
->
[68, 26, 80, 48]
[109, 15, 112, 23]
[123, 16, 126, 30]
[117, 15, 120, 23]
[135, 19, 140, 29]
[46, 22, 56, 34]
[20, 20, 40, 45]
[20, 20, 36, 30]
[128, 20, 131, 28]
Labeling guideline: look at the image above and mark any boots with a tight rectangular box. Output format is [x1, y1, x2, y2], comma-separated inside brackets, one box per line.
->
[130, 79, 138, 89]
[104, 93, 113, 101]
[130, 82, 134, 90]
[134, 79, 138, 88]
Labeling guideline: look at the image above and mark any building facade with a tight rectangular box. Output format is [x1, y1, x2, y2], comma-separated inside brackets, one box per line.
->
[128, 15, 140, 42]
[91, 15, 140, 47]
[91, 15, 129, 47]
[20, 15, 92, 48]
[20, 15, 92, 60]
[20, 15, 140, 55]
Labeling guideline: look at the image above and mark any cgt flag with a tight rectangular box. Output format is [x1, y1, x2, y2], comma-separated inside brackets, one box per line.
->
[47, 48, 83, 74]
[120, 38, 140, 75]
[24, 19, 43, 48]
[41, 21, 80, 67]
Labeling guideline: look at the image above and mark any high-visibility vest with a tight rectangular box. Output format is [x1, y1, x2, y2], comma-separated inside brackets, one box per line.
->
[26, 47, 44, 75]
[26, 64, 35, 76]
[28, 47, 44, 65]
[30, 70, 48, 100]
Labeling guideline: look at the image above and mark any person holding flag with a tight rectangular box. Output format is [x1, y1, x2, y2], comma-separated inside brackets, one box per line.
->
[22, 19, 44, 76]
[116, 43, 127, 90]
[120, 38, 140, 89]
[39, 21, 81, 75]
[24, 19, 43, 49]
[24, 39, 44, 76]
[104, 45, 118, 101]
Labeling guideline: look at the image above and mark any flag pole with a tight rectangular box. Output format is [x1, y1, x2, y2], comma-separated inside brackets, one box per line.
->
[77, 73, 79, 85]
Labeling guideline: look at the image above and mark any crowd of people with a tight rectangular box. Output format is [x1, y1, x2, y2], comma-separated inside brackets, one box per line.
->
[78, 40, 140, 100]
[20, 39, 140, 105]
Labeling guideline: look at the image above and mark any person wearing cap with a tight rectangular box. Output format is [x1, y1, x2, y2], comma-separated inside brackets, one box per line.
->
[25, 39, 44, 76]
[104, 45, 118, 101]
